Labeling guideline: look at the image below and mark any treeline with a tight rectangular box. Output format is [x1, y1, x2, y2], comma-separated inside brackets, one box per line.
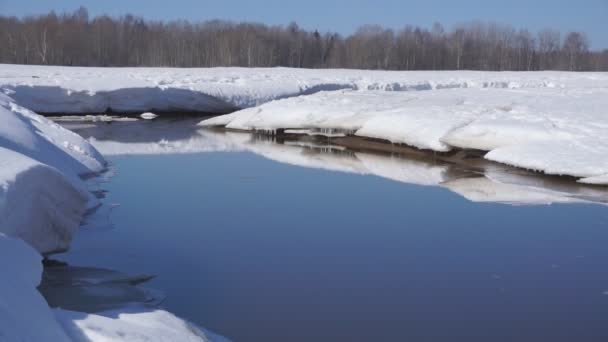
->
[1, 7, 608, 71]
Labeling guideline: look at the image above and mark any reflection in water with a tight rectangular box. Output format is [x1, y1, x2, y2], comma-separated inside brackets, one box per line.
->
[56, 117, 608, 342]
[40, 261, 162, 313]
[61, 118, 608, 206]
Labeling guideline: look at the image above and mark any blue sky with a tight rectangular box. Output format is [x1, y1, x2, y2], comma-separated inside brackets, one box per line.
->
[1, 0, 607, 49]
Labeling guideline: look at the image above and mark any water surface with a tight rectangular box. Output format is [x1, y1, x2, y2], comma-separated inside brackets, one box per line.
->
[58, 119, 608, 342]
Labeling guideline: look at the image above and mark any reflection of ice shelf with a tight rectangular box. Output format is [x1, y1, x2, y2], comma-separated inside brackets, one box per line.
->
[284, 128, 355, 137]
[62, 119, 608, 206]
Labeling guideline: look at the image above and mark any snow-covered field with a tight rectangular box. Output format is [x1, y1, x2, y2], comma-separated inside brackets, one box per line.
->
[3, 64, 607, 113]
[1, 64, 607, 341]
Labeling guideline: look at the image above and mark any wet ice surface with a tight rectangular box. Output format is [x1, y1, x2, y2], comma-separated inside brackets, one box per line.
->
[39, 262, 162, 313]
[56, 119, 608, 342]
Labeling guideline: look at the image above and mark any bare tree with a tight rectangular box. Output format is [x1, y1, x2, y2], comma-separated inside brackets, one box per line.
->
[538, 29, 560, 70]
[563, 31, 590, 71]
[1, 8, 607, 71]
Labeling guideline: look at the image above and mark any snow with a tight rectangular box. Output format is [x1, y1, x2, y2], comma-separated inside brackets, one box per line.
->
[2, 64, 607, 182]
[203, 90, 483, 151]
[140, 112, 159, 120]
[0, 234, 225, 342]
[3, 64, 608, 114]
[1, 64, 607, 341]
[0, 147, 88, 254]
[0, 92, 106, 254]
[0, 93, 105, 177]
[56, 306, 227, 342]
[580, 173, 608, 185]
[0, 235, 73, 342]
[0, 89, 226, 341]
[202, 86, 608, 184]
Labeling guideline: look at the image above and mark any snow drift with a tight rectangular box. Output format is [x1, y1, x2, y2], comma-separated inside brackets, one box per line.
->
[0, 148, 88, 254]
[201, 87, 608, 185]
[0, 93, 105, 254]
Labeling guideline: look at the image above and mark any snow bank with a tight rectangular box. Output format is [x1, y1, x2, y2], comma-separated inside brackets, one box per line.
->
[0, 234, 226, 342]
[0, 235, 72, 342]
[3, 64, 608, 114]
[202, 87, 608, 184]
[0, 148, 88, 254]
[3, 63, 607, 183]
[203, 90, 483, 151]
[56, 306, 227, 342]
[443, 88, 608, 181]
[1, 92, 226, 341]
[0, 93, 105, 176]
[0, 93, 106, 254]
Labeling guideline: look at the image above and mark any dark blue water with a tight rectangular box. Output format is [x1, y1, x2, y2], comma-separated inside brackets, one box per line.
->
[59, 135, 608, 341]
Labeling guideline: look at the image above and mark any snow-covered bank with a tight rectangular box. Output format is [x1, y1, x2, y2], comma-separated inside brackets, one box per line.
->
[0, 148, 88, 254]
[0, 236, 72, 342]
[3, 64, 608, 114]
[56, 306, 229, 342]
[0, 92, 98, 340]
[0, 232, 223, 341]
[0, 92, 225, 341]
[202, 86, 608, 185]
[0, 93, 105, 254]
[3, 64, 607, 183]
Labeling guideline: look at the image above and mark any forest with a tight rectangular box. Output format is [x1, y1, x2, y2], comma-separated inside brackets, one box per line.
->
[1, 7, 607, 71]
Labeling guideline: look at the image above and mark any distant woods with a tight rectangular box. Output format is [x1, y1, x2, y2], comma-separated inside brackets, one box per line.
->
[1, 7, 607, 71]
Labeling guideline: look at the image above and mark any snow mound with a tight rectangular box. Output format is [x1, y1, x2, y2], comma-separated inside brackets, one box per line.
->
[0, 235, 72, 342]
[0, 94, 106, 253]
[0, 93, 105, 176]
[202, 87, 608, 184]
[140, 112, 159, 120]
[56, 306, 228, 342]
[0, 148, 88, 254]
